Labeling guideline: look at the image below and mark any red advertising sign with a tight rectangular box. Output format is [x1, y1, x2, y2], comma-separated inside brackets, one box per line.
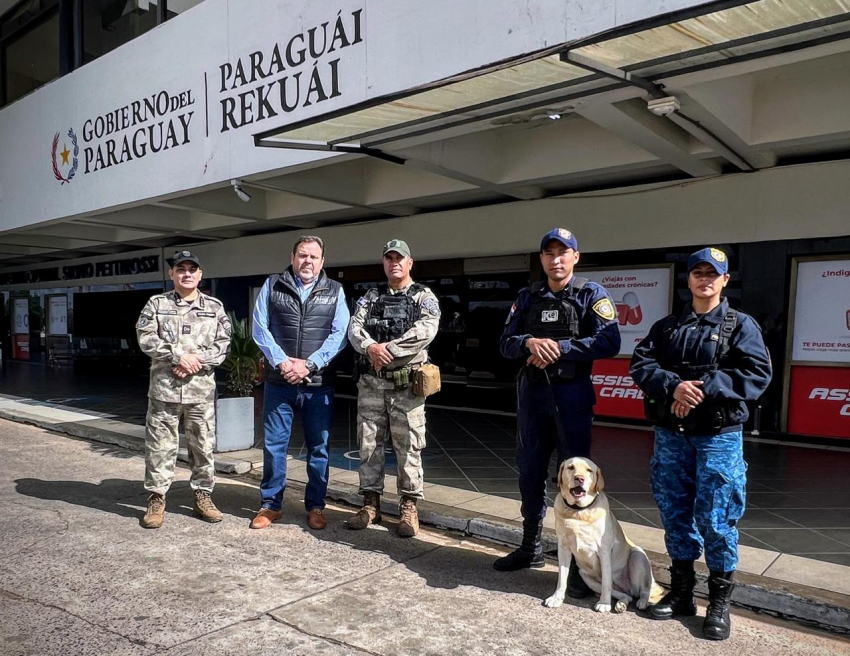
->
[13, 335, 30, 360]
[788, 365, 850, 439]
[591, 358, 645, 420]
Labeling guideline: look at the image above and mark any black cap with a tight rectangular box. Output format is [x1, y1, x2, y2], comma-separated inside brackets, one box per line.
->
[168, 250, 201, 267]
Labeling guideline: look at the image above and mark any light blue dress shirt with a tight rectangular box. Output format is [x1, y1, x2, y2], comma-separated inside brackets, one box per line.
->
[252, 273, 350, 369]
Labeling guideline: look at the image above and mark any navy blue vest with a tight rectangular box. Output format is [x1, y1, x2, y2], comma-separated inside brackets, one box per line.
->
[265, 267, 341, 385]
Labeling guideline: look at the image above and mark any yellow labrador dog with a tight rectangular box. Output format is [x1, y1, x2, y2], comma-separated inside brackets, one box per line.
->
[544, 457, 663, 613]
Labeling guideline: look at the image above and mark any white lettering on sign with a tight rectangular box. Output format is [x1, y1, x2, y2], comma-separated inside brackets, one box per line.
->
[592, 374, 645, 400]
[808, 388, 850, 401]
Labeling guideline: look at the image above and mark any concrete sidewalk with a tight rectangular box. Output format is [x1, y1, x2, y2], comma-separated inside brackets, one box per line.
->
[2, 419, 849, 655]
[1, 395, 849, 635]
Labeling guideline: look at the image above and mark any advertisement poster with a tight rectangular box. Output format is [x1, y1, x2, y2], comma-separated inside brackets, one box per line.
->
[591, 358, 646, 420]
[582, 267, 673, 356]
[791, 259, 850, 363]
[48, 296, 68, 335]
[582, 266, 672, 419]
[788, 365, 850, 440]
[13, 298, 29, 335]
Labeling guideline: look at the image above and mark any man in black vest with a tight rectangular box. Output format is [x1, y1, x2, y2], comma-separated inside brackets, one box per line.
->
[250, 236, 349, 530]
[494, 228, 620, 586]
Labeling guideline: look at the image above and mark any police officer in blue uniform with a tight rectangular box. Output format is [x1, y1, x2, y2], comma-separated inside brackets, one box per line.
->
[493, 228, 621, 595]
[630, 248, 771, 641]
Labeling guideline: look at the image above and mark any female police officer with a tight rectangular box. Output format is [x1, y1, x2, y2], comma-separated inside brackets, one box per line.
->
[630, 248, 771, 641]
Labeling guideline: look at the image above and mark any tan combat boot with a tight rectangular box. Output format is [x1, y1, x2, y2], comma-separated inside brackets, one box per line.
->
[193, 490, 223, 523]
[347, 491, 382, 530]
[398, 496, 419, 538]
[141, 493, 165, 529]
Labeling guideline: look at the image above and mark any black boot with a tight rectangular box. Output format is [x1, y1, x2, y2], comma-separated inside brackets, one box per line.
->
[567, 559, 592, 598]
[648, 560, 697, 620]
[493, 521, 544, 571]
[703, 571, 735, 640]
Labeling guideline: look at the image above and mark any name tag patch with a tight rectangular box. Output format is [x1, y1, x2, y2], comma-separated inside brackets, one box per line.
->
[196, 311, 216, 317]
[541, 310, 559, 323]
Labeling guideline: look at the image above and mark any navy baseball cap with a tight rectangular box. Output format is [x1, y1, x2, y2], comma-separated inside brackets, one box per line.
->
[688, 247, 728, 275]
[540, 228, 578, 252]
[168, 250, 201, 268]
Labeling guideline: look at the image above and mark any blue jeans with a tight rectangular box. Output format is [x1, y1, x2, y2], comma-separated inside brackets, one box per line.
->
[650, 427, 747, 572]
[261, 381, 333, 512]
[516, 376, 594, 522]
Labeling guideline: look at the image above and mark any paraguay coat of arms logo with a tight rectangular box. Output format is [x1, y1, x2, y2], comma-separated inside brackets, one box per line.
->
[51, 128, 79, 185]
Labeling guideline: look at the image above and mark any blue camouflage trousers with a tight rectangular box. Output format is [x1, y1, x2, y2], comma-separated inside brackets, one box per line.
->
[650, 427, 747, 572]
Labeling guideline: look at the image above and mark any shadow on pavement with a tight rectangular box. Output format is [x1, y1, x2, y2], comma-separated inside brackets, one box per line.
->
[12, 473, 694, 627]
[13, 478, 260, 524]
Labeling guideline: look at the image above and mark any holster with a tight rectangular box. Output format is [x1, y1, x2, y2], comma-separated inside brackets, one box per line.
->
[353, 357, 369, 385]
[643, 396, 667, 424]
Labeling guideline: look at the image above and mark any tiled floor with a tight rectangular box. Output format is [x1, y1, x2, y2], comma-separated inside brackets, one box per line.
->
[3, 361, 850, 566]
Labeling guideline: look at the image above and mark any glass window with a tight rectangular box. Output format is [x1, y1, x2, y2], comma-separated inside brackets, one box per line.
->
[3, 11, 60, 104]
[81, 0, 158, 64]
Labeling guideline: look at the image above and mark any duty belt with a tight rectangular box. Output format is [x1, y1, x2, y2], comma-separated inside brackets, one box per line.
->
[368, 364, 418, 379]
[368, 364, 419, 390]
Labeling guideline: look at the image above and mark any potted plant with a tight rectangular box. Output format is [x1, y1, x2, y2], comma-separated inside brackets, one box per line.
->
[215, 312, 261, 452]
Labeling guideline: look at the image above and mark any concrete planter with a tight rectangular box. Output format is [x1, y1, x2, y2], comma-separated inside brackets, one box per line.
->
[215, 396, 254, 452]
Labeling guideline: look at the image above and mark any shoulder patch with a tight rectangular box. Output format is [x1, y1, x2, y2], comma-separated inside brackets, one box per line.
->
[356, 296, 370, 308]
[505, 303, 517, 325]
[592, 298, 616, 321]
[421, 297, 441, 317]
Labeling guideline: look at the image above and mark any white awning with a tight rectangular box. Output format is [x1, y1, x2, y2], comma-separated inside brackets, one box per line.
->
[256, 0, 850, 150]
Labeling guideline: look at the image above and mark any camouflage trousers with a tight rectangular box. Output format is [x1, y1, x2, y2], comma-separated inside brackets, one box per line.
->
[144, 398, 216, 496]
[650, 427, 746, 572]
[356, 374, 426, 498]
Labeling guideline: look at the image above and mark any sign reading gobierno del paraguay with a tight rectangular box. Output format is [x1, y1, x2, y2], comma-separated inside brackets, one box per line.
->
[47, 5, 366, 186]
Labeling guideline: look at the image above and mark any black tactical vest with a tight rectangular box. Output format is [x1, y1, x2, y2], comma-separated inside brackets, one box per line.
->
[364, 284, 424, 343]
[265, 268, 341, 385]
[523, 278, 591, 381]
[644, 308, 740, 434]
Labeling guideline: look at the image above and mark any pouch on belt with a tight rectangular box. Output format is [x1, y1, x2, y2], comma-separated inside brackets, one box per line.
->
[413, 363, 441, 398]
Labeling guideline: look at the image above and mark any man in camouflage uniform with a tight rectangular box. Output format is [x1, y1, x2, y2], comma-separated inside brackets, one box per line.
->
[347, 239, 440, 537]
[136, 250, 232, 529]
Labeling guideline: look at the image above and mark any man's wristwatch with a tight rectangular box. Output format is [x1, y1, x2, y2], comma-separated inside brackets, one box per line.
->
[305, 360, 319, 375]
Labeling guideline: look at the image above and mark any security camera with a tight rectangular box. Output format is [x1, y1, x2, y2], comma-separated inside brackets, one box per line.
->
[231, 179, 252, 203]
[647, 96, 681, 117]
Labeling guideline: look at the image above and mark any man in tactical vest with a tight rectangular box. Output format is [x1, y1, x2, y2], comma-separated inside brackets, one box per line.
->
[347, 239, 440, 537]
[136, 250, 232, 529]
[494, 229, 621, 588]
[631, 248, 771, 641]
[250, 236, 350, 531]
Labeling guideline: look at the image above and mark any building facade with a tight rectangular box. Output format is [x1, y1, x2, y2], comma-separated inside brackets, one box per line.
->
[1, 0, 849, 440]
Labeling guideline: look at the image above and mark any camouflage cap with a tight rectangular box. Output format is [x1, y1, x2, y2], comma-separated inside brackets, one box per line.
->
[383, 239, 411, 258]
